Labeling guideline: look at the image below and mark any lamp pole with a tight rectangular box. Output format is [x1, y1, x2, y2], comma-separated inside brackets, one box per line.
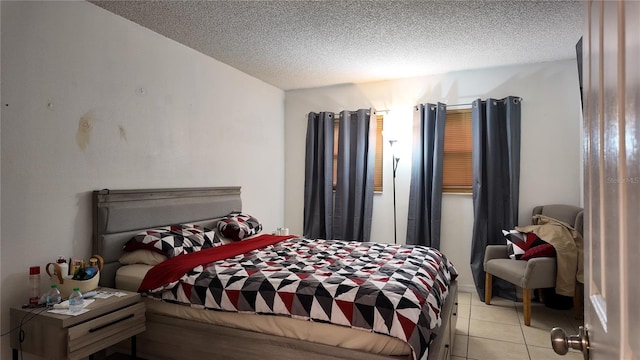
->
[389, 140, 400, 244]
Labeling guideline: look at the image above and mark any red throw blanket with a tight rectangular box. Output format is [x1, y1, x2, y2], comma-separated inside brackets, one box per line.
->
[138, 234, 295, 292]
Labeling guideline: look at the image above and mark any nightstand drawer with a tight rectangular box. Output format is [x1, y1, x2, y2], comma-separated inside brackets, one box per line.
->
[68, 302, 145, 360]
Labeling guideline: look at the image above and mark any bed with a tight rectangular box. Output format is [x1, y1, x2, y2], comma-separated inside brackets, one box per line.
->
[92, 187, 458, 360]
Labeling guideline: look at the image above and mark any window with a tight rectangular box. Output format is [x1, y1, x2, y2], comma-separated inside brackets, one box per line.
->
[333, 115, 384, 192]
[443, 108, 472, 193]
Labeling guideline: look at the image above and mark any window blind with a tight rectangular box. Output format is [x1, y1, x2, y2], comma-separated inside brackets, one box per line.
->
[443, 109, 472, 193]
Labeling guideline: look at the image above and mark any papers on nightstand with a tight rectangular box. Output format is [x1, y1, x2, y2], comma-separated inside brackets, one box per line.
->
[94, 290, 128, 298]
[49, 308, 90, 316]
[48, 299, 95, 316]
[45, 290, 128, 315]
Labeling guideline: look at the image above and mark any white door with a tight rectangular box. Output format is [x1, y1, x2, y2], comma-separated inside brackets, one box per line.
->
[553, 1, 640, 359]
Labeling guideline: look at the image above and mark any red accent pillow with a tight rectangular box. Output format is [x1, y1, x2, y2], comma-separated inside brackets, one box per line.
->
[504, 231, 547, 259]
[521, 243, 556, 260]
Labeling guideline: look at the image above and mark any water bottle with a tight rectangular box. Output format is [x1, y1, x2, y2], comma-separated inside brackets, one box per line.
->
[28, 266, 41, 307]
[45, 284, 62, 309]
[68, 288, 84, 313]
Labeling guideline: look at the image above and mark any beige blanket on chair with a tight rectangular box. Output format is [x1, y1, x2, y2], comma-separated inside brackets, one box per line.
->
[516, 215, 584, 297]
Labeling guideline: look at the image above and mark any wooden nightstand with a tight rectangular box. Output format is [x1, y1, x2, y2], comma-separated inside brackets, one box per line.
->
[10, 288, 145, 360]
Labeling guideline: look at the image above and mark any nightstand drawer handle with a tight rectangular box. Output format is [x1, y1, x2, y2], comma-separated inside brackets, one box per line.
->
[88, 313, 135, 333]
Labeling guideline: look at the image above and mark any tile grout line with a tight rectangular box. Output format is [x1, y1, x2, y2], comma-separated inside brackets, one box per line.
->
[465, 313, 471, 359]
[473, 295, 529, 359]
[465, 293, 588, 360]
[462, 295, 471, 360]
[515, 299, 534, 360]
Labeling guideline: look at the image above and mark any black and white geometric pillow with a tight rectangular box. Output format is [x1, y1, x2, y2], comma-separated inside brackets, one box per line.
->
[174, 224, 220, 250]
[217, 211, 262, 241]
[503, 229, 527, 259]
[502, 229, 547, 260]
[123, 224, 218, 258]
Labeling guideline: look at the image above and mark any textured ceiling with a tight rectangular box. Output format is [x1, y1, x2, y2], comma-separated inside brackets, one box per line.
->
[91, 0, 584, 90]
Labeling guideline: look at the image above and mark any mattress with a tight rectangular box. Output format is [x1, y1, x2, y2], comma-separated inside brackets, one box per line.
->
[116, 264, 412, 356]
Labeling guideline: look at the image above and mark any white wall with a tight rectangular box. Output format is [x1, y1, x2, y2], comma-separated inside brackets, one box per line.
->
[285, 60, 583, 293]
[0, 2, 284, 358]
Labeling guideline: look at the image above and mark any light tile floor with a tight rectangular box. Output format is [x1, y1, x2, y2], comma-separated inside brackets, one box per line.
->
[452, 291, 585, 360]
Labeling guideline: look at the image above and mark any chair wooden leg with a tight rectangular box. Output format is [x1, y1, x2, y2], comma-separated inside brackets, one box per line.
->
[485, 273, 492, 305]
[523, 288, 532, 326]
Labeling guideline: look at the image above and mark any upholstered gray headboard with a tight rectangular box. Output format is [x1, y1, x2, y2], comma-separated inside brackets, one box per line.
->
[92, 187, 241, 288]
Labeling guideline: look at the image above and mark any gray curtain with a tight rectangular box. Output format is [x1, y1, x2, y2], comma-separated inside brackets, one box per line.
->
[303, 112, 335, 239]
[406, 103, 446, 248]
[333, 109, 377, 241]
[470, 96, 522, 301]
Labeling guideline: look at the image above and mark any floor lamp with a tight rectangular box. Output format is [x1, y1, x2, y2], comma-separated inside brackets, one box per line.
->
[389, 140, 400, 244]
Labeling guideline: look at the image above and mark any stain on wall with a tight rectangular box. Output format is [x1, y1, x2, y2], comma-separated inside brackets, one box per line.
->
[76, 111, 93, 150]
[119, 125, 127, 141]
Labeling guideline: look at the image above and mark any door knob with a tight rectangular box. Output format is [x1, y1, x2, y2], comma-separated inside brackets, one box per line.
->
[550, 326, 589, 360]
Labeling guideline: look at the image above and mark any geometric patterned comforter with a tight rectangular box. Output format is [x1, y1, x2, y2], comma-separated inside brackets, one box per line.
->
[142, 237, 458, 360]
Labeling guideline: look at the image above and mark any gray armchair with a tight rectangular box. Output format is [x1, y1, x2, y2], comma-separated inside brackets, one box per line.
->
[483, 204, 583, 326]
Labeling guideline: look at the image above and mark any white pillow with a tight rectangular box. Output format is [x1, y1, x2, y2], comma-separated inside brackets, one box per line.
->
[119, 250, 168, 265]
